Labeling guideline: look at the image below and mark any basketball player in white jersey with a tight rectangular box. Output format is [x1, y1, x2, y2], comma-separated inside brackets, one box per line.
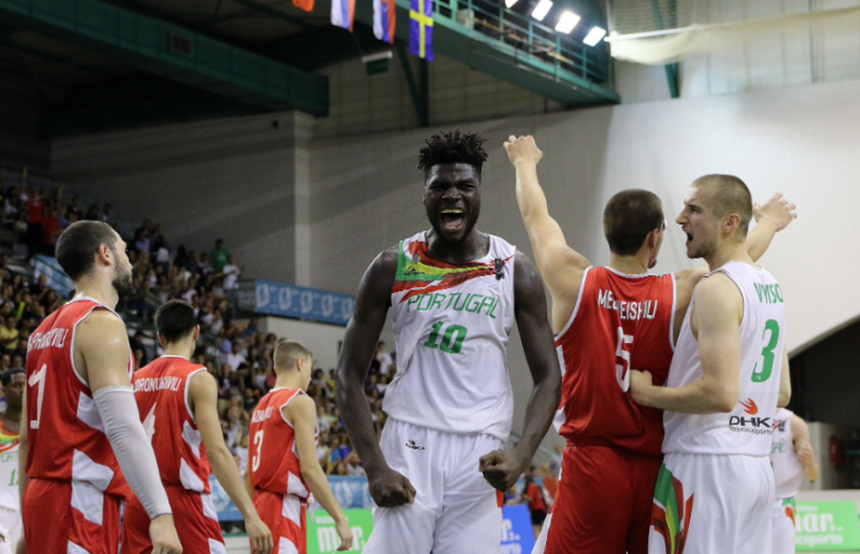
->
[771, 409, 819, 554]
[629, 174, 793, 554]
[0, 369, 23, 554]
[336, 130, 561, 554]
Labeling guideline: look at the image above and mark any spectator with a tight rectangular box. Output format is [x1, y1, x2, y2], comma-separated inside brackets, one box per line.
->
[209, 239, 231, 273]
[222, 255, 241, 291]
[375, 341, 393, 375]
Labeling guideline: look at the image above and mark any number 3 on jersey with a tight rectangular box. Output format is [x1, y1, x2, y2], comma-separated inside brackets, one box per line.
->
[252, 431, 264, 472]
[751, 319, 780, 383]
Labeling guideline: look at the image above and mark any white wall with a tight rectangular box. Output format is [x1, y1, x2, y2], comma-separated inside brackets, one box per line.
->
[260, 316, 347, 371]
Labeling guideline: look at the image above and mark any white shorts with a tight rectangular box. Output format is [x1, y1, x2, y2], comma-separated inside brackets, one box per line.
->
[532, 512, 552, 554]
[363, 419, 503, 554]
[648, 452, 773, 554]
[771, 497, 795, 554]
[0, 506, 21, 554]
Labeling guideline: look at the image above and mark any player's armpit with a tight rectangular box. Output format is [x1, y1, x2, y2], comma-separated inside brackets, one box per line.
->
[75, 309, 132, 392]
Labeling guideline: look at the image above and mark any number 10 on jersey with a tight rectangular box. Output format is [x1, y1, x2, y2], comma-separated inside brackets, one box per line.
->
[423, 322, 468, 354]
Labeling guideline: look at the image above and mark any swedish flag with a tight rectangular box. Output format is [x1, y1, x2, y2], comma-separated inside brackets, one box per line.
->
[409, 0, 434, 60]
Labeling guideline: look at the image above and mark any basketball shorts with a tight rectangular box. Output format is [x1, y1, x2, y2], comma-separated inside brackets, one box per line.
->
[648, 452, 773, 554]
[772, 497, 795, 554]
[0, 506, 22, 554]
[539, 445, 661, 554]
[363, 419, 504, 554]
[122, 485, 225, 554]
[22, 478, 121, 554]
[253, 489, 307, 554]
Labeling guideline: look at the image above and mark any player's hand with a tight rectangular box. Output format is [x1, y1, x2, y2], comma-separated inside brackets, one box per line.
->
[503, 135, 543, 167]
[246, 516, 274, 554]
[367, 467, 416, 507]
[479, 449, 527, 492]
[753, 193, 797, 231]
[628, 370, 653, 406]
[149, 514, 183, 554]
[335, 516, 355, 551]
[796, 443, 814, 466]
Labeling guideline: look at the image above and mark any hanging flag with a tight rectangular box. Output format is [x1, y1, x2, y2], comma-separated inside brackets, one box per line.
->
[331, 0, 356, 31]
[373, 0, 397, 43]
[409, 0, 434, 60]
[293, 0, 314, 13]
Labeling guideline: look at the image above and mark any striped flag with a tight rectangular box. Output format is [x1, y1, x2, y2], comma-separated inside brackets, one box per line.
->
[409, 0, 434, 60]
[293, 0, 314, 12]
[373, 0, 397, 43]
[331, 0, 356, 31]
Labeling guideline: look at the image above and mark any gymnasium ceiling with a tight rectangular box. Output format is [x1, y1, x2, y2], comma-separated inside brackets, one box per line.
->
[0, 0, 617, 136]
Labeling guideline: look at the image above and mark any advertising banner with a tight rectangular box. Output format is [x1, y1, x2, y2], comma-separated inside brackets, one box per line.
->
[795, 501, 860, 551]
[251, 280, 355, 326]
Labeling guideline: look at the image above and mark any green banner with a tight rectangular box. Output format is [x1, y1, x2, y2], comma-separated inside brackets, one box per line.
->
[795, 501, 860, 551]
[307, 508, 373, 553]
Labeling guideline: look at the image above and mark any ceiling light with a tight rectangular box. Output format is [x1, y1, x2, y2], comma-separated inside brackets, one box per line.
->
[505, 0, 518, 8]
[531, 0, 553, 22]
[583, 26, 607, 46]
[554, 12, 580, 33]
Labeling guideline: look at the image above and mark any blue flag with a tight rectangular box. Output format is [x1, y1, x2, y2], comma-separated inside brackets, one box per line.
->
[410, 0, 434, 60]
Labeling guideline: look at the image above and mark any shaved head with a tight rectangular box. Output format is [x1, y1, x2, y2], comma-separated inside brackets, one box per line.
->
[691, 174, 752, 239]
[273, 339, 313, 373]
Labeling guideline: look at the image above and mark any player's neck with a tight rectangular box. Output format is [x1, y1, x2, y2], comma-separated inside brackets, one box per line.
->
[72, 276, 119, 309]
[705, 240, 752, 271]
[273, 372, 304, 391]
[425, 229, 489, 264]
[608, 253, 649, 275]
[162, 342, 193, 359]
[0, 409, 20, 431]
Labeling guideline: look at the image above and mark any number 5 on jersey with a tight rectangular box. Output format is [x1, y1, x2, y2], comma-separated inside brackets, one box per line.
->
[616, 327, 634, 392]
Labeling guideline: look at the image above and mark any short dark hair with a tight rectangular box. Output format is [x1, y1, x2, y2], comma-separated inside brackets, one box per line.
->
[692, 174, 753, 238]
[155, 300, 198, 343]
[417, 130, 488, 173]
[55, 221, 119, 281]
[603, 189, 664, 256]
[1, 368, 24, 387]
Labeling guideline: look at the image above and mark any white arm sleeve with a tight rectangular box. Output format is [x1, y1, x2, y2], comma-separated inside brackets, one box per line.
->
[93, 385, 172, 519]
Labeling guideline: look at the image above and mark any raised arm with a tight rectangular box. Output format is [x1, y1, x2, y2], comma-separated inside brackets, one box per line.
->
[288, 394, 354, 552]
[790, 414, 820, 482]
[777, 349, 791, 409]
[480, 252, 561, 492]
[504, 135, 590, 332]
[630, 274, 741, 414]
[335, 251, 416, 507]
[189, 371, 272, 554]
[77, 311, 182, 554]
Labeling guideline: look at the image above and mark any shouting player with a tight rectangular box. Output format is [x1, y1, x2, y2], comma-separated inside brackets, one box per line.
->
[630, 174, 793, 553]
[504, 136, 795, 554]
[336, 130, 561, 553]
[121, 300, 273, 554]
[247, 339, 353, 554]
[20, 220, 181, 553]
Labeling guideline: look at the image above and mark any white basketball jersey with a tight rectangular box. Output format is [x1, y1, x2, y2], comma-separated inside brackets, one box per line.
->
[771, 408, 803, 499]
[384, 231, 516, 441]
[663, 262, 786, 456]
[0, 422, 19, 511]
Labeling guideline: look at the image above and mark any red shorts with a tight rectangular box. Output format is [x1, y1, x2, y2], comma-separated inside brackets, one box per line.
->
[253, 490, 306, 554]
[122, 486, 225, 554]
[23, 478, 122, 554]
[545, 445, 661, 554]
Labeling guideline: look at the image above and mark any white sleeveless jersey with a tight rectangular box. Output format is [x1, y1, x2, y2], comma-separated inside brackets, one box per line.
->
[663, 262, 786, 456]
[383, 231, 516, 441]
[0, 422, 19, 510]
[771, 408, 803, 499]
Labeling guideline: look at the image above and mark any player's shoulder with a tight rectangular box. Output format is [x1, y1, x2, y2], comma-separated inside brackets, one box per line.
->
[694, 271, 741, 303]
[75, 308, 126, 342]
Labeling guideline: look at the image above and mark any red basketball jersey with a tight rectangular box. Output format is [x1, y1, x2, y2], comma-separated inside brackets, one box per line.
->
[134, 355, 210, 493]
[555, 267, 676, 456]
[248, 388, 316, 497]
[25, 297, 134, 497]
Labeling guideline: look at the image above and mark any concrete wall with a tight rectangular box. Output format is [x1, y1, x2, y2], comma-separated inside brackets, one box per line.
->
[260, 316, 347, 372]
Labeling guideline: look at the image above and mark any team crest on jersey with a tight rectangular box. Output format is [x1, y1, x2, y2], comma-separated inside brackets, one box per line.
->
[775, 419, 787, 432]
